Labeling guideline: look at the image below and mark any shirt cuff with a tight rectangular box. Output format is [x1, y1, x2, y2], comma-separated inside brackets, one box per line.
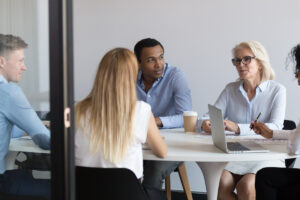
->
[196, 118, 203, 132]
[32, 134, 50, 150]
[160, 116, 183, 129]
[273, 130, 289, 140]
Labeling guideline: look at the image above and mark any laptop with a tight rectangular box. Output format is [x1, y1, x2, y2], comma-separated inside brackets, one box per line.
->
[208, 104, 269, 153]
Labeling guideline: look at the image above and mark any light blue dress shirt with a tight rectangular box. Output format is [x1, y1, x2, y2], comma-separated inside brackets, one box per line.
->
[0, 74, 50, 173]
[198, 80, 286, 135]
[11, 126, 24, 138]
[136, 64, 192, 128]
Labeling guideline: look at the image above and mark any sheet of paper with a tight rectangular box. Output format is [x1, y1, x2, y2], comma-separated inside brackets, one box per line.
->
[250, 139, 288, 145]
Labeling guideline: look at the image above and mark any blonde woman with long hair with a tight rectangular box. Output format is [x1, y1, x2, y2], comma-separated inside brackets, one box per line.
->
[199, 41, 286, 200]
[75, 48, 167, 199]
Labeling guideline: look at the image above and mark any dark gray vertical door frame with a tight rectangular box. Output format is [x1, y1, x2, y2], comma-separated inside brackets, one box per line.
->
[49, 0, 75, 199]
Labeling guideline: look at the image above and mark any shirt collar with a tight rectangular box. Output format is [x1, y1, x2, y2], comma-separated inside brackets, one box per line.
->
[137, 69, 143, 84]
[161, 63, 167, 78]
[0, 74, 8, 84]
[257, 80, 268, 92]
[238, 80, 267, 93]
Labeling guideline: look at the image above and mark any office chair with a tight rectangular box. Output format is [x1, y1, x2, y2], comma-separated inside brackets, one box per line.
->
[283, 120, 297, 168]
[165, 163, 193, 200]
[15, 153, 51, 171]
[76, 167, 150, 200]
[0, 192, 46, 200]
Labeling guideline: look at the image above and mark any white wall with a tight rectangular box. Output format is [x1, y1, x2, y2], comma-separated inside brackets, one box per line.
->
[0, 0, 50, 111]
[73, 0, 300, 192]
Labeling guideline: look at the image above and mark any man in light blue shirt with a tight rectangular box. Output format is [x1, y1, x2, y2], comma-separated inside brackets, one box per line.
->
[135, 38, 192, 128]
[134, 38, 192, 190]
[0, 34, 50, 199]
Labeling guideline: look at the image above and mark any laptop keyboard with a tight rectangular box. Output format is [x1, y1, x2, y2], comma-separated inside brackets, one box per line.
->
[227, 142, 250, 151]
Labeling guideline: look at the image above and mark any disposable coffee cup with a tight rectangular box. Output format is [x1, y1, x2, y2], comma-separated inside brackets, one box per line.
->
[183, 111, 198, 132]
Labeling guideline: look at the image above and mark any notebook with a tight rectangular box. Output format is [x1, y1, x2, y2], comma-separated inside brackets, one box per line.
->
[208, 104, 269, 153]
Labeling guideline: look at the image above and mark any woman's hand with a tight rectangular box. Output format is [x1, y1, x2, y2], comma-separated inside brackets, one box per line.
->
[251, 121, 273, 139]
[147, 113, 168, 158]
[224, 120, 240, 133]
[202, 120, 211, 133]
[155, 117, 163, 128]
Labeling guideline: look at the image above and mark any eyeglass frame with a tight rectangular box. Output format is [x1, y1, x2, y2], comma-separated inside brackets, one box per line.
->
[231, 56, 256, 66]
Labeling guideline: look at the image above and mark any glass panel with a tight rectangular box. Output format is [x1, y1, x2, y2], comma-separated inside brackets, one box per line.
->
[0, 0, 51, 199]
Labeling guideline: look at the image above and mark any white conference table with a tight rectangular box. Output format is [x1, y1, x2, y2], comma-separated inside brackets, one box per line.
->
[143, 128, 299, 200]
[7, 136, 50, 170]
[7, 130, 298, 200]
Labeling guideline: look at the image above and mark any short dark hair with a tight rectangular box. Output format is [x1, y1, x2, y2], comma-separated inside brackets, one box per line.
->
[134, 38, 164, 62]
[289, 44, 300, 75]
[0, 34, 28, 56]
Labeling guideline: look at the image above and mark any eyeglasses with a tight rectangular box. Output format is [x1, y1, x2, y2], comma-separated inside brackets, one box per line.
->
[231, 56, 256, 66]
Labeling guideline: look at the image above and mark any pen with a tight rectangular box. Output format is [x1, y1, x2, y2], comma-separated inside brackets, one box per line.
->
[250, 112, 261, 130]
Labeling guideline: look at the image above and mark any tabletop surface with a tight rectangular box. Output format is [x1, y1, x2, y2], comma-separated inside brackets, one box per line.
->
[9, 136, 50, 154]
[143, 128, 298, 162]
[9, 129, 297, 161]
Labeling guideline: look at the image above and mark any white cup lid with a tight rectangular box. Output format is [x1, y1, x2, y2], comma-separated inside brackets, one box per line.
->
[183, 111, 198, 116]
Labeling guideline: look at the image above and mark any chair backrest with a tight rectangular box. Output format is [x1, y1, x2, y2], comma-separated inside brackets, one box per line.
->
[283, 120, 296, 130]
[76, 167, 149, 200]
[0, 192, 46, 200]
[283, 120, 297, 168]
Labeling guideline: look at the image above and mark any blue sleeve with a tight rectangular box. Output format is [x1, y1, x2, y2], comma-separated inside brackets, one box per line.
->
[160, 69, 192, 128]
[6, 85, 50, 149]
[11, 126, 24, 138]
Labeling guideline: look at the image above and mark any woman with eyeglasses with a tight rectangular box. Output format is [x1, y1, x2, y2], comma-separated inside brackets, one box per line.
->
[198, 41, 286, 200]
[252, 44, 300, 200]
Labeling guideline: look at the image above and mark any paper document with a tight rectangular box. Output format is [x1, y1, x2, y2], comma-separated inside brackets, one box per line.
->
[251, 139, 288, 145]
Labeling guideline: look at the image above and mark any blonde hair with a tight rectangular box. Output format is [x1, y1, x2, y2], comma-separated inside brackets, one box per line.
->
[0, 34, 28, 57]
[232, 40, 275, 81]
[75, 48, 138, 163]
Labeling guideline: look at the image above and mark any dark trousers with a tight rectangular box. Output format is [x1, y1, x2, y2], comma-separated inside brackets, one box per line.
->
[0, 169, 50, 200]
[256, 167, 300, 200]
[143, 185, 167, 200]
[143, 160, 183, 189]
